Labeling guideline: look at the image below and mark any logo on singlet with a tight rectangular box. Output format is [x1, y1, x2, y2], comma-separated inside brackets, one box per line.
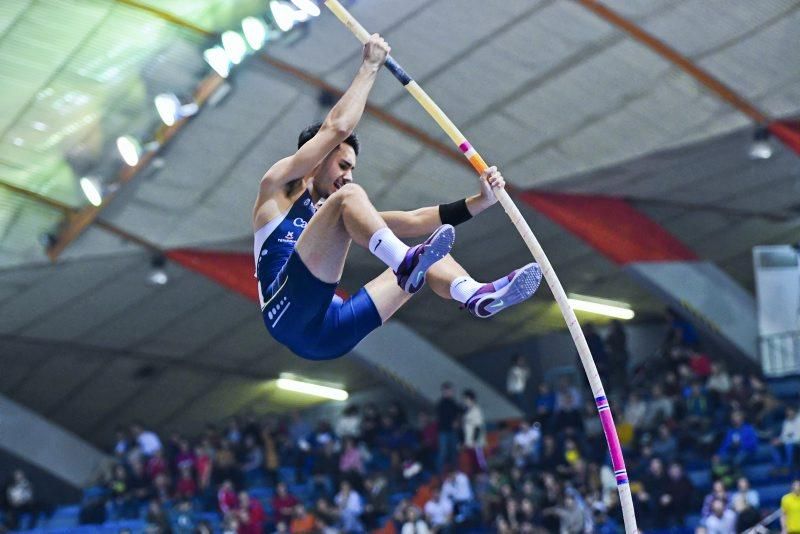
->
[277, 231, 296, 244]
[293, 218, 307, 228]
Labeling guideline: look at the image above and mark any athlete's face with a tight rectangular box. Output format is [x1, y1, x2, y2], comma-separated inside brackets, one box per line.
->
[315, 144, 356, 198]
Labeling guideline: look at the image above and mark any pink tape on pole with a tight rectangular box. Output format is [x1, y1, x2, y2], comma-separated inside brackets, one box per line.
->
[458, 141, 471, 153]
[596, 395, 628, 484]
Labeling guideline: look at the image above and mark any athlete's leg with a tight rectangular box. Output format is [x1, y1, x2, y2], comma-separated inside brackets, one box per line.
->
[295, 183, 387, 283]
[425, 255, 468, 300]
[363, 268, 413, 322]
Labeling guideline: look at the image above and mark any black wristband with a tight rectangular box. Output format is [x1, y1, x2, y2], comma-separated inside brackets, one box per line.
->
[439, 198, 472, 226]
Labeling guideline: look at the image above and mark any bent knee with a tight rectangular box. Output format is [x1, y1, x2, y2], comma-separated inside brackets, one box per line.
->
[334, 182, 367, 200]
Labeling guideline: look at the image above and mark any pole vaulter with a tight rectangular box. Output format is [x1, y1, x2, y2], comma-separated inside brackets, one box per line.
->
[322, 1, 639, 532]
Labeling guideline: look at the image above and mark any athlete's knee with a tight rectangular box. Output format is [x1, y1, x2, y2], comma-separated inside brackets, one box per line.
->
[336, 182, 371, 208]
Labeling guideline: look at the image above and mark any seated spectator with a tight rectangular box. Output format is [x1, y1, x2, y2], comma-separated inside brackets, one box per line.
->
[147, 449, 169, 481]
[241, 435, 265, 486]
[217, 480, 238, 516]
[195, 443, 213, 491]
[175, 466, 197, 500]
[701, 481, 729, 518]
[773, 406, 800, 473]
[644, 384, 674, 430]
[706, 362, 732, 400]
[423, 487, 453, 532]
[237, 491, 266, 534]
[732, 477, 759, 509]
[709, 455, 738, 490]
[173, 500, 196, 533]
[665, 308, 699, 349]
[554, 377, 582, 430]
[145, 499, 171, 533]
[702, 498, 736, 533]
[339, 437, 366, 483]
[636, 458, 668, 529]
[401, 505, 430, 534]
[336, 405, 362, 439]
[441, 469, 473, 517]
[289, 503, 317, 533]
[5, 469, 36, 530]
[663, 462, 695, 527]
[732, 493, 760, 532]
[718, 411, 758, 467]
[313, 497, 339, 531]
[623, 392, 647, 429]
[78, 494, 107, 526]
[272, 482, 300, 526]
[512, 420, 541, 468]
[214, 440, 241, 487]
[684, 382, 711, 426]
[174, 438, 195, 473]
[542, 494, 584, 534]
[132, 422, 163, 457]
[533, 382, 555, 430]
[651, 424, 678, 463]
[112, 427, 131, 460]
[334, 480, 363, 532]
[361, 474, 389, 530]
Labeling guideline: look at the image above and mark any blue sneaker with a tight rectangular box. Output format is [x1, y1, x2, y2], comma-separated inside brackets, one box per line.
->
[465, 263, 542, 318]
[395, 225, 455, 293]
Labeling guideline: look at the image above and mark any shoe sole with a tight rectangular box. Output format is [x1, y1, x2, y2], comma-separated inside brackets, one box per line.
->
[404, 225, 455, 293]
[472, 263, 543, 318]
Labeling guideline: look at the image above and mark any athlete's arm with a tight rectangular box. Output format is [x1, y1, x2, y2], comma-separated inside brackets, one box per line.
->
[260, 35, 390, 191]
[380, 167, 505, 238]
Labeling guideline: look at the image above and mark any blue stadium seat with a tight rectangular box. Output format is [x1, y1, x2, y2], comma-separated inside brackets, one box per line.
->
[687, 469, 711, 489]
[278, 467, 296, 484]
[757, 482, 789, 506]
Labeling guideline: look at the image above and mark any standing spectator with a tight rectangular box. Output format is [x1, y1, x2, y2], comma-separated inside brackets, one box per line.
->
[195, 443, 213, 492]
[5, 469, 35, 530]
[506, 355, 530, 412]
[339, 437, 366, 489]
[132, 422, 163, 457]
[782, 479, 800, 534]
[605, 319, 629, 392]
[175, 466, 198, 500]
[773, 406, 800, 474]
[174, 439, 196, 473]
[637, 458, 668, 528]
[272, 482, 300, 526]
[334, 480, 363, 532]
[584, 323, 609, 379]
[462, 389, 487, 472]
[542, 494, 584, 534]
[147, 449, 169, 481]
[665, 309, 699, 349]
[401, 505, 430, 534]
[112, 426, 131, 460]
[706, 362, 732, 401]
[418, 411, 438, 470]
[424, 487, 453, 533]
[718, 411, 759, 467]
[436, 382, 462, 471]
[702, 498, 736, 534]
[361, 474, 389, 530]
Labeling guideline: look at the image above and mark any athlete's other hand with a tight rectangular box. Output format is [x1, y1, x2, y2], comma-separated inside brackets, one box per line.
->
[363, 34, 390, 68]
[477, 166, 505, 206]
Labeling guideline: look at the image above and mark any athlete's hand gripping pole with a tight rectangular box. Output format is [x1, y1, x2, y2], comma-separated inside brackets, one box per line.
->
[323, 1, 639, 532]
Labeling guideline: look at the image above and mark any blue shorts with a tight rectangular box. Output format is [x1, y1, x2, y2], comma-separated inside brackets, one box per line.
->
[262, 252, 382, 360]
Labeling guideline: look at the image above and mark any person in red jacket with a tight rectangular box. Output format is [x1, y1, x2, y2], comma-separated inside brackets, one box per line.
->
[218, 480, 238, 516]
[237, 491, 266, 534]
[272, 482, 300, 525]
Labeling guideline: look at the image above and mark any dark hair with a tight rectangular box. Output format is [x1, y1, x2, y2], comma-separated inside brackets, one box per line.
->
[298, 121, 360, 156]
[463, 389, 476, 401]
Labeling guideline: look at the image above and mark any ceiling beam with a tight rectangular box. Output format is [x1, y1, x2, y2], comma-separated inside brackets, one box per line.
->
[575, 0, 770, 124]
[0, 179, 162, 253]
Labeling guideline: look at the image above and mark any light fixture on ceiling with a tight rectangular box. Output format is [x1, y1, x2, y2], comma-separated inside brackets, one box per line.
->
[270, 1, 297, 32]
[148, 255, 169, 286]
[116, 135, 142, 166]
[749, 127, 773, 160]
[276, 376, 348, 401]
[567, 294, 635, 320]
[79, 176, 103, 207]
[221, 31, 248, 65]
[242, 17, 269, 50]
[203, 46, 231, 78]
[290, 0, 321, 17]
[154, 93, 199, 127]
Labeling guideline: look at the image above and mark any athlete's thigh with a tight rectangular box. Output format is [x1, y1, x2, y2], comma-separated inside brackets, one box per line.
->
[294, 198, 351, 284]
[363, 268, 413, 323]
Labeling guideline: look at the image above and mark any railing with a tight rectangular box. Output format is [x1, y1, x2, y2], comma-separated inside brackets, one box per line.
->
[742, 507, 781, 534]
[760, 330, 800, 377]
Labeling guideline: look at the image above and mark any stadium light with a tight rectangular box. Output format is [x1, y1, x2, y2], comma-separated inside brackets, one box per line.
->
[242, 17, 269, 50]
[116, 135, 142, 166]
[221, 31, 247, 64]
[79, 177, 103, 207]
[154, 93, 198, 127]
[270, 1, 297, 31]
[148, 255, 168, 286]
[749, 127, 773, 160]
[291, 0, 321, 17]
[203, 46, 231, 78]
[276, 377, 349, 401]
[567, 294, 635, 320]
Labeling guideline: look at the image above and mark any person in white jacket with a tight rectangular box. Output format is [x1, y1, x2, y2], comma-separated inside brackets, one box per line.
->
[772, 406, 800, 473]
[462, 389, 487, 471]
